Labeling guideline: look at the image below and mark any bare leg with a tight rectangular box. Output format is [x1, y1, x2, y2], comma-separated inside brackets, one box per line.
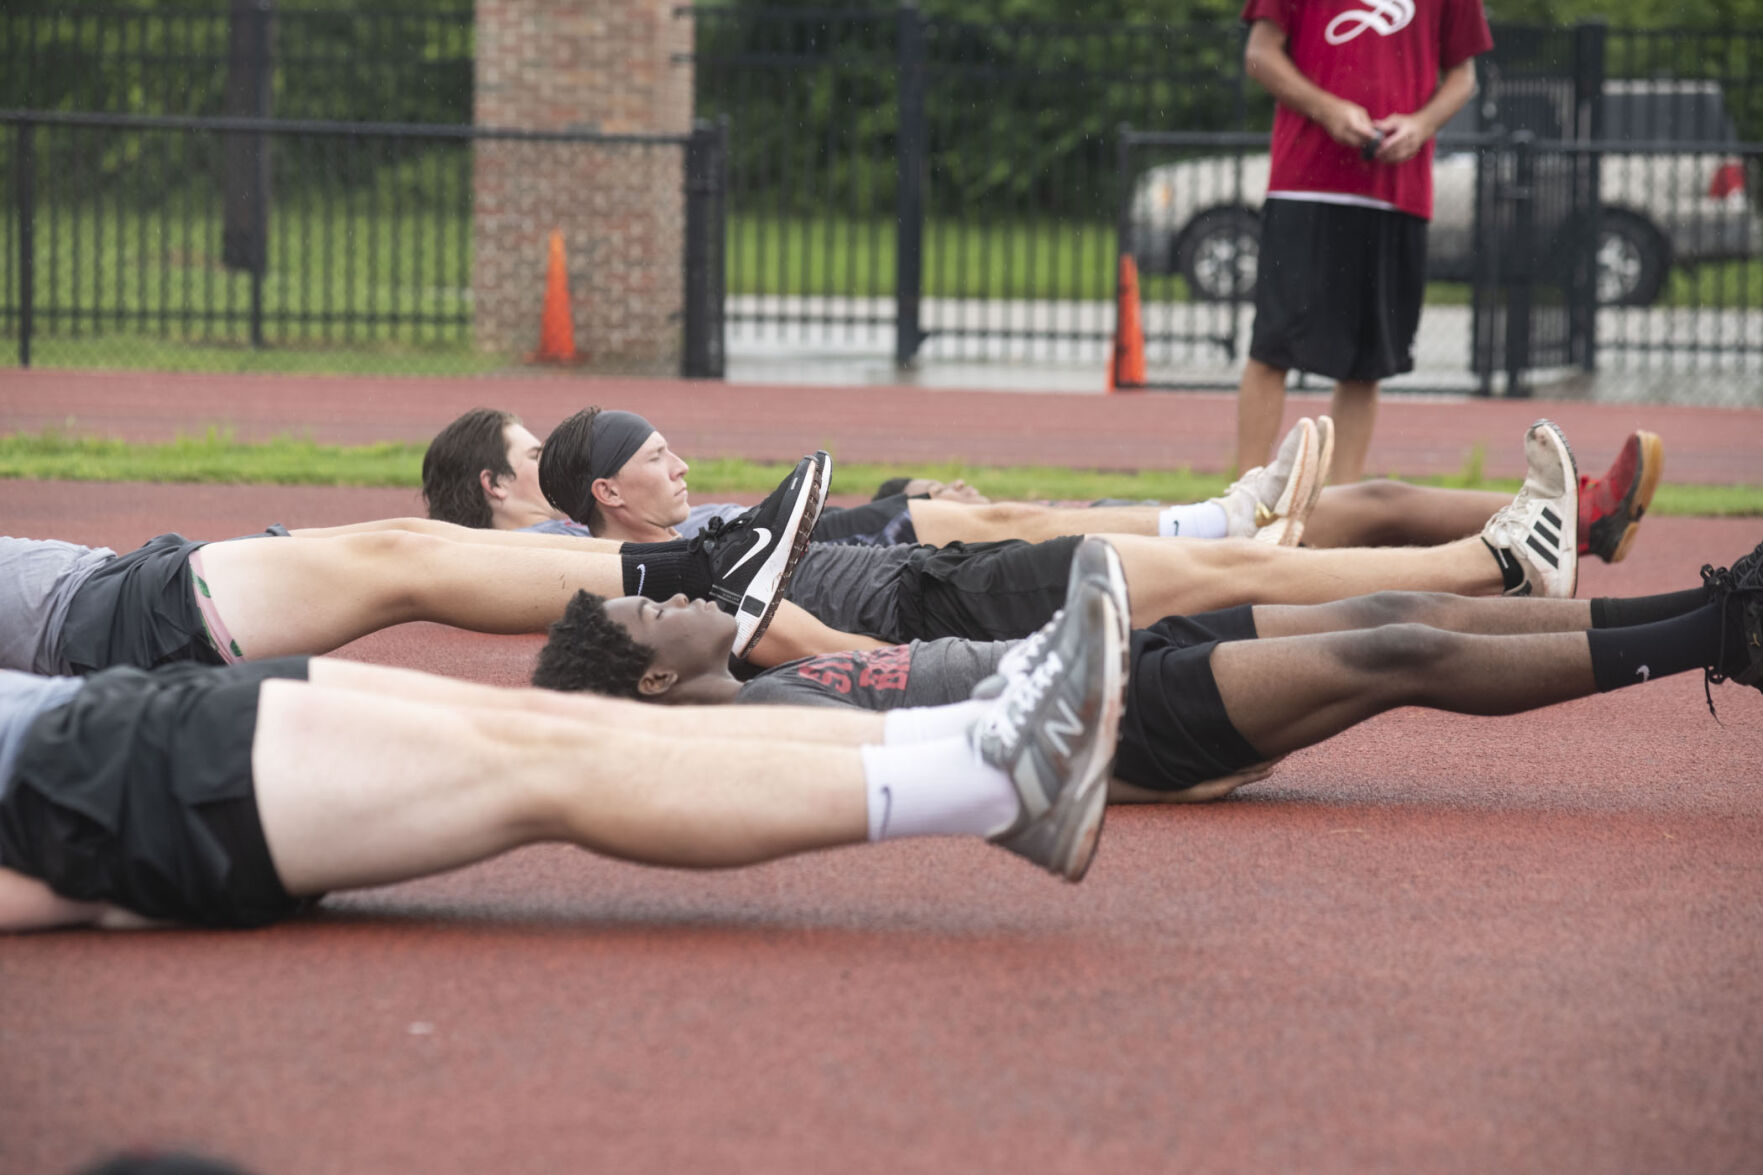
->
[251, 678, 872, 895]
[194, 529, 627, 658]
[1235, 358, 1289, 474]
[1327, 379, 1378, 484]
[908, 499, 1161, 545]
[310, 657, 888, 744]
[1304, 482, 1513, 549]
[1250, 591, 1595, 640]
[292, 516, 623, 555]
[1210, 624, 1597, 759]
[1108, 534, 1504, 625]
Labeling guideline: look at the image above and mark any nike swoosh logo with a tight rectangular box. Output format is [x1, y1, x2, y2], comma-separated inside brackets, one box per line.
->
[877, 784, 892, 839]
[635, 563, 647, 597]
[721, 527, 773, 577]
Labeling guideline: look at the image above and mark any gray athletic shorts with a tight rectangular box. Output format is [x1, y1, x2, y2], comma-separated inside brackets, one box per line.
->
[59, 527, 290, 675]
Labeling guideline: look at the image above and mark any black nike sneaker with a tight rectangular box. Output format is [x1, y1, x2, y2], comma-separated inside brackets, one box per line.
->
[695, 450, 830, 657]
[1701, 538, 1763, 711]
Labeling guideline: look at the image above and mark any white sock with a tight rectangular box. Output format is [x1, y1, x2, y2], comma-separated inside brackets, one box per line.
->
[882, 700, 991, 745]
[1158, 501, 1228, 539]
[858, 737, 1020, 841]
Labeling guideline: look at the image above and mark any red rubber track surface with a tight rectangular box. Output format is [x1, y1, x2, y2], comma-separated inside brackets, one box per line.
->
[1, 372, 1760, 1175]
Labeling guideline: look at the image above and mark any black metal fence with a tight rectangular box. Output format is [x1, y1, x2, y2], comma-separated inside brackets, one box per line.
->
[692, 7, 1763, 400]
[690, 7, 1253, 368]
[1, 111, 728, 376]
[8, 3, 1763, 398]
[1118, 128, 1763, 397]
[0, 1, 474, 124]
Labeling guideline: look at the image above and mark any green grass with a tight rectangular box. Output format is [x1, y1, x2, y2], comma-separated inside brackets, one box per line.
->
[3, 429, 1759, 517]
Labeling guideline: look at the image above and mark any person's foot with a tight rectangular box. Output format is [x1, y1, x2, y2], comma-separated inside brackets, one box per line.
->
[1580, 430, 1664, 563]
[1481, 419, 1579, 598]
[1218, 417, 1321, 547]
[1701, 539, 1763, 695]
[971, 559, 1127, 882]
[697, 451, 829, 657]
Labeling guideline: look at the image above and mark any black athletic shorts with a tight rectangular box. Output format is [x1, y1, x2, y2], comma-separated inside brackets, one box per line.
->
[895, 535, 1083, 642]
[1114, 605, 1267, 793]
[1249, 199, 1428, 383]
[0, 657, 315, 927]
[811, 494, 919, 547]
[59, 526, 291, 676]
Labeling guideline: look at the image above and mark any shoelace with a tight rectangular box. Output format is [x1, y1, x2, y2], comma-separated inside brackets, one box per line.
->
[982, 650, 1066, 753]
[999, 610, 1060, 678]
[689, 514, 745, 554]
[1699, 561, 1732, 720]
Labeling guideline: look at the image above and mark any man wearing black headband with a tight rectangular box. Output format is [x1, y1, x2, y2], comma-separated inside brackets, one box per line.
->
[522, 405, 1661, 569]
[531, 410, 1594, 659]
[538, 408, 1330, 550]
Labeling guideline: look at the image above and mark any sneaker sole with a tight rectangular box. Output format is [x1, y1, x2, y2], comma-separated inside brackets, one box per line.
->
[733, 454, 828, 658]
[1534, 420, 1581, 598]
[1600, 431, 1663, 564]
[1056, 602, 1124, 883]
[1256, 419, 1320, 547]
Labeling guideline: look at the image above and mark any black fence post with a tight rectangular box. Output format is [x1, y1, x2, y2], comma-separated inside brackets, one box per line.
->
[682, 118, 728, 379]
[16, 119, 34, 369]
[1570, 18, 1607, 373]
[1114, 123, 1132, 266]
[1505, 131, 1537, 397]
[225, 0, 273, 348]
[893, 3, 927, 369]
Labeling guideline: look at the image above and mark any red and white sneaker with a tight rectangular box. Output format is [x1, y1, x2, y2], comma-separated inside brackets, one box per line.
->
[1579, 430, 1663, 564]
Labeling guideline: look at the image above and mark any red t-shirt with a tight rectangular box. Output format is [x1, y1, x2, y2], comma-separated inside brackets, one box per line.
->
[1241, 0, 1493, 220]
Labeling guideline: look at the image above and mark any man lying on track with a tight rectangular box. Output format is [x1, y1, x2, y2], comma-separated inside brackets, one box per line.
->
[529, 418, 1592, 646]
[1, 421, 1593, 680]
[424, 400, 1658, 562]
[1, 452, 839, 674]
[534, 535, 1763, 803]
[0, 559, 1131, 932]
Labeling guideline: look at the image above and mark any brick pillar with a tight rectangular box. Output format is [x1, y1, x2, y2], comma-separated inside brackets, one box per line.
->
[473, 0, 692, 371]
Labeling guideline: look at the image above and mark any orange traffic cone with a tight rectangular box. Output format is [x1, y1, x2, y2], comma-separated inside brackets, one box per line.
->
[1108, 253, 1146, 392]
[532, 228, 577, 364]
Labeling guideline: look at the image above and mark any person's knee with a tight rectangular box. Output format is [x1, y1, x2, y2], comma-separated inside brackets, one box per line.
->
[973, 502, 1050, 527]
[1336, 621, 1460, 682]
[1333, 479, 1411, 510]
[1334, 590, 1451, 628]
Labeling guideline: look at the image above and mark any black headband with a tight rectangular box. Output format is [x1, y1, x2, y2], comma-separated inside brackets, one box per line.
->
[587, 411, 656, 483]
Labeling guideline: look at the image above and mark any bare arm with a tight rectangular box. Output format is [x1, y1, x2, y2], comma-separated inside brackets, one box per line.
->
[1244, 19, 1378, 151]
[746, 601, 890, 667]
[0, 866, 166, 932]
[1375, 57, 1479, 164]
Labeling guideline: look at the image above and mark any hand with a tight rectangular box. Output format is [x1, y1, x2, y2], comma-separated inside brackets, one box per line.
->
[1371, 113, 1430, 164]
[1320, 99, 1379, 151]
[929, 478, 990, 504]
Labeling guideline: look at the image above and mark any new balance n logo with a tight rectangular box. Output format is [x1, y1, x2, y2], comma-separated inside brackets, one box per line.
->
[1044, 697, 1083, 758]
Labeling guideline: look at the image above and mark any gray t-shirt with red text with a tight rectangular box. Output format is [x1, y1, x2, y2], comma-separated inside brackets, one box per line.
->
[733, 637, 1009, 710]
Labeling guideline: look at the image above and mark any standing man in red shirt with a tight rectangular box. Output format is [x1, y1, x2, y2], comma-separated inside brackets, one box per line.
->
[1234, 0, 1494, 484]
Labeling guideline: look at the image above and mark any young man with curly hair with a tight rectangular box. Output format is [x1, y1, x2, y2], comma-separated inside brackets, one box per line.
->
[533, 535, 1763, 804]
